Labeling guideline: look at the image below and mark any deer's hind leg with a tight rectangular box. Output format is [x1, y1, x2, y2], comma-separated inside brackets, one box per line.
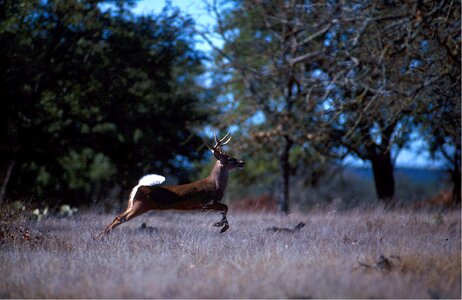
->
[204, 202, 229, 233]
[95, 201, 150, 239]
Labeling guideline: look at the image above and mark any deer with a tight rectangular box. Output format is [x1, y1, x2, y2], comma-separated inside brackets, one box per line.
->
[95, 133, 244, 239]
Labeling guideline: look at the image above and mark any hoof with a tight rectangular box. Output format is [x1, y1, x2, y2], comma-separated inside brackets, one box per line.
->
[93, 232, 105, 241]
[94, 229, 111, 240]
[220, 223, 229, 233]
[214, 221, 224, 227]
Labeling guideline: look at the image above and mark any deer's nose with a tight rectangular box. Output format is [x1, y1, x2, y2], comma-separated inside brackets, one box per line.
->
[237, 160, 245, 169]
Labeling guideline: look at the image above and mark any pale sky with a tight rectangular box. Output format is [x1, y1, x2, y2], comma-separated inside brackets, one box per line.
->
[133, 0, 208, 17]
[133, 0, 218, 52]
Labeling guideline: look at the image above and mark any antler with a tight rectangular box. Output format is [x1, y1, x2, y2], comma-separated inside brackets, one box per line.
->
[204, 132, 232, 153]
[214, 132, 232, 147]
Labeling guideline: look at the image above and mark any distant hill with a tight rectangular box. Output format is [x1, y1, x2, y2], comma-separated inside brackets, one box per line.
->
[340, 166, 450, 203]
[346, 167, 449, 184]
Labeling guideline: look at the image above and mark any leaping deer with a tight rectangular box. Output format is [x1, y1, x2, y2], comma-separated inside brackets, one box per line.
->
[95, 133, 244, 238]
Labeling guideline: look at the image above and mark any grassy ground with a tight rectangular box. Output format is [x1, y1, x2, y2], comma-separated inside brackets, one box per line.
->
[0, 207, 460, 298]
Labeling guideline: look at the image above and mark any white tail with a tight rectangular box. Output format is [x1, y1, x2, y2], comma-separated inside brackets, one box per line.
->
[128, 174, 165, 208]
[138, 174, 165, 186]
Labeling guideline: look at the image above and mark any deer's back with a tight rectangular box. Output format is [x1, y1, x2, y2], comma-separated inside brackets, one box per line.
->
[136, 179, 220, 210]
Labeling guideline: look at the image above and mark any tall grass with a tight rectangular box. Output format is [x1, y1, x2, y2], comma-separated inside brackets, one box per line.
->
[0, 208, 460, 298]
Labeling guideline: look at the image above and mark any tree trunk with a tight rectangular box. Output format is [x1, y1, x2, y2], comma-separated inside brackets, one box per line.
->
[452, 170, 461, 206]
[451, 144, 461, 206]
[369, 150, 395, 203]
[279, 137, 292, 214]
[0, 161, 15, 204]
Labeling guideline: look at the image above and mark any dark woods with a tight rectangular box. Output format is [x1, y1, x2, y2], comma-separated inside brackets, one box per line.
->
[0, 0, 208, 207]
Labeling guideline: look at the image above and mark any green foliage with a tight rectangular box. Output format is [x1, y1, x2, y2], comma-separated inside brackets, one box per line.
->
[59, 148, 115, 192]
[0, 0, 209, 205]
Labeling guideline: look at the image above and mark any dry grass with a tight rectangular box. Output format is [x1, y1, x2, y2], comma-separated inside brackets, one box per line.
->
[0, 207, 460, 298]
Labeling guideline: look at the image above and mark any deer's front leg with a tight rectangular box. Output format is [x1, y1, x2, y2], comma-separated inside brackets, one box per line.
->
[203, 202, 229, 233]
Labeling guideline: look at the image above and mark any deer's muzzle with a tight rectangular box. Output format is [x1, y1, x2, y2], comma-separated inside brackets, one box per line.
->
[237, 160, 245, 169]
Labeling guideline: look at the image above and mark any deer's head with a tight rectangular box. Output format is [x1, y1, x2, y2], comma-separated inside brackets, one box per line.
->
[205, 133, 245, 171]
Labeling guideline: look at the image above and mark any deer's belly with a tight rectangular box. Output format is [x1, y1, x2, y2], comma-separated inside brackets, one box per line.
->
[146, 186, 215, 210]
[170, 199, 205, 210]
[150, 198, 207, 210]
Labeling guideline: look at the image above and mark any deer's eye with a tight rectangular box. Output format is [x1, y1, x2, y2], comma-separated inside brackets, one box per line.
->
[228, 157, 234, 162]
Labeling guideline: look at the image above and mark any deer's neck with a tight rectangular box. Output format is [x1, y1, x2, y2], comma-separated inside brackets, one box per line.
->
[207, 160, 229, 194]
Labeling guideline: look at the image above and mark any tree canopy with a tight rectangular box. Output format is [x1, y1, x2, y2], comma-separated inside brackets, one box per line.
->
[0, 0, 209, 206]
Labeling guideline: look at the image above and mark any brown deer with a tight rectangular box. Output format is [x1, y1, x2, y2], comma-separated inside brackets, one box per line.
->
[95, 133, 244, 238]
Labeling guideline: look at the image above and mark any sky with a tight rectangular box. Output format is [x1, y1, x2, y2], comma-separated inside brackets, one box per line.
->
[132, 0, 206, 16]
[130, 0, 444, 169]
[132, 0, 218, 52]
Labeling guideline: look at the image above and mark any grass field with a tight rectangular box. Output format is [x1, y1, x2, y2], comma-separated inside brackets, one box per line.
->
[0, 207, 460, 298]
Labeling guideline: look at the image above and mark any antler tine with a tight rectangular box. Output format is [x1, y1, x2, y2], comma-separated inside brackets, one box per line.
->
[219, 132, 230, 143]
[221, 134, 232, 145]
[214, 132, 219, 147]
[210, 132, 233, 150]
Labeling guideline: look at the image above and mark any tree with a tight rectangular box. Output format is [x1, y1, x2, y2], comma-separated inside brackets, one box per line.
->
[413, 0, 461, 205]
[205, 0, 338, 213]
[0, 0, 208, 206]
[324, 0, 460, 203]
[423, 97, 461, 206]
[319, 1, 419, 202]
